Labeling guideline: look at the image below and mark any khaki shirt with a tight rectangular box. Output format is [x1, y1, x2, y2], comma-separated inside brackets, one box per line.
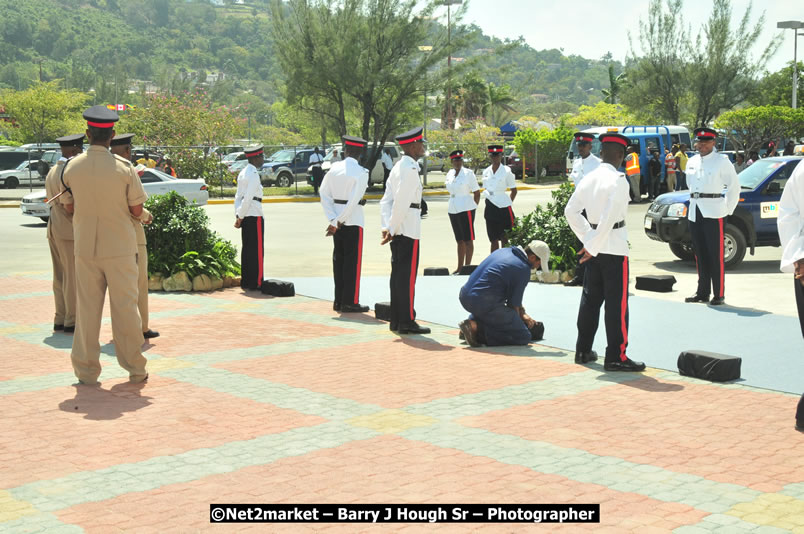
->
[61, 145, 147, 258]
[133, 208, 149, 246]
[45, 159, 74, 241]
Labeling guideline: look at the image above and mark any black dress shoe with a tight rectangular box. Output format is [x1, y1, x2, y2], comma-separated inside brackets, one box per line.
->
[390, 322, 399, 332]
[63, 325, 75, 333]
[398, 322, 431, 335]
[458, 320, 480, 347]
[574, 350, 598, 364]
[341, 304, 369, 313]
[54, 324, 64, 331]
[333, 302, 341, 312]
[143, 329, 160, 339]
[684, 294, 709, 303]
[709, 296, 725, 306]
[796, 420, 804, 432]
[564, 277, 583, 287]
[604, 358, 646, 372]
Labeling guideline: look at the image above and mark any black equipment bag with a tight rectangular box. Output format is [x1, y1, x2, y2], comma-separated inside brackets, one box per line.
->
[374, 301, 391, 321]
[260, 279, 295, 297]
[530, 321, 544, 341]
[635, 275, 677, 293]
[677, 350, 741, 382]
[423, 267, 449, 276]
[458, 265, 477, 275]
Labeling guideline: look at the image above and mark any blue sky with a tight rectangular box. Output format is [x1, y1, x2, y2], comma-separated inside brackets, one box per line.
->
[457, 0, 803, 73]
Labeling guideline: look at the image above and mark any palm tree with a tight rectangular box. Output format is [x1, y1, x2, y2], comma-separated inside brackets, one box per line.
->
[484, 83, 517, 127]
[602, 64, 627, 104]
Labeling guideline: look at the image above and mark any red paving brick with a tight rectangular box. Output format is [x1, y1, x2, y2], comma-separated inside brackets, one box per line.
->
[0, 378, 325, 487]
[217, 339, 586, 409]
[0, 336, 72, 377]
[55, 435, 708, 532]
[0, 275, 52, 296]
[461, 376, 804, 490]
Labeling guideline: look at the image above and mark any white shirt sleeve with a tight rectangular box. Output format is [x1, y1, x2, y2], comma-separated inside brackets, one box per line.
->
[778, 161, 804, 272]
[506, 166, 517, 189]
[582, 179, 630, 257]
[235, 167, 258, 218]
[722, 159, 740, 215]
[387, 165, 419, 235]
[319, 169, 338, 224]
[565, 186, 593, 245]
[469, 169, 480, 192]
[338, 169, 369, 225]
[445, 170, 457, 194]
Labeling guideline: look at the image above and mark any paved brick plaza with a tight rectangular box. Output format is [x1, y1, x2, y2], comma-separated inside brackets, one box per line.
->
[1, 273, 803, 533]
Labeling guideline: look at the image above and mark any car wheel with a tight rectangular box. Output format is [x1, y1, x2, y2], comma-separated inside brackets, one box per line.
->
[668, 242, 695, 262]
[277, 172, 292, 188]
[6, 177, 18, 189]
[723, 223, 747, 269]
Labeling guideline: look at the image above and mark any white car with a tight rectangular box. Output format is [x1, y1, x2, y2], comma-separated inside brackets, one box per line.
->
[0, 160, 44, 189]
[20, 168, 209, 222]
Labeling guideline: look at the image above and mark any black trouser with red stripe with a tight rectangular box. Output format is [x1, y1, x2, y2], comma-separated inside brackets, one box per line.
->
[689, 207, 724, 299]
[389, 235, 419, 328]
[796, 279, 804, 424]
[333, 225, 363, 307]
[240, 216, 264, 290]
[576, 253, 630, 363]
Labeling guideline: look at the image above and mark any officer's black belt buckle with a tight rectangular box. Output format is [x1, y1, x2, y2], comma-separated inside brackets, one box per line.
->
[334, 199, 367, 205]
[590, 220, 626, 230]
[691, 192, 722, 199]
[410, 203, 421, 209]
[252, 196, 262, 201]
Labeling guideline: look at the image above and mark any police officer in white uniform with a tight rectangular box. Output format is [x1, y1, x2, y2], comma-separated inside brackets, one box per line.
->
[381, 148, 394, 191]
[683, 128, 740, 306]
[482, 145, 517, 252]
[380, 126, 430, 335]
[320, 135, 370, 313]
[776, 159, 804, 431]
[565, 132, 645, 372]
[445, 149, 480, 274]
[309, 146, 324, 195]
[234, 145, 265, 290]
[565, 132, 602, 287]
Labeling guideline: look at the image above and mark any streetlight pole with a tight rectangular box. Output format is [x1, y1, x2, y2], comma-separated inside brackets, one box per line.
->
[419, 45, 433, 185]
[444, 0, 462, 130]
[777, 20, 804, 109]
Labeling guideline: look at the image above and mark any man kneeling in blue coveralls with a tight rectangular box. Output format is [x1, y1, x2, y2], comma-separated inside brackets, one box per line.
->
[458, 240, 550, 347]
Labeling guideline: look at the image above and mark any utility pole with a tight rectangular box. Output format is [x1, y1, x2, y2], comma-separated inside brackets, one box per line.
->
[443, 0, 462, 130]
[777, 21, 804, 109]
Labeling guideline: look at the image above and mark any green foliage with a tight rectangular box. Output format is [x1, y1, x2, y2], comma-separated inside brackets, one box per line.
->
[427, 123, 504, 172]
[713, 106, 804, 156]
[749, 62, 804, 107]
[565, 102, 635, 127]
[534, 125, 575, 175]
[506, 182, 578, 273]
[0, 138, 21, 146]
[512, 128, 538, 179]
[0, 81, 87, 143]
[168, 148, 232, 188]
[143, 190, 240, 278]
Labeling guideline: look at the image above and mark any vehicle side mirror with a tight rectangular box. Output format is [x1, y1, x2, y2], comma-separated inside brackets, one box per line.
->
[765, 182, 781, 195]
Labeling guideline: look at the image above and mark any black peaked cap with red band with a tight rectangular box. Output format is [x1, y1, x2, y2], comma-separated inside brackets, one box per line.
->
[110, 133, 134, 147]
[342, 135, 368, 148]
[598, 132, 630, 148]
[83, 105, 119, 128]
[56, 134, 85, 147]
[488, 145, 504, 154]
[574, 132, 595, 143]
[693, 127, 717, 141]
[244, 144, 264, 158]
[395, 126, 424, 145]
[449, 150, 464, 159]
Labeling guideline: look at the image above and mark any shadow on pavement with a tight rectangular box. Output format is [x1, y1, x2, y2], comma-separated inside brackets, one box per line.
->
[43, 333, 73, 350]
[394, 336, 453, 351]
[709, 303, 771, 317]
[59, 382, 152, 420]
[617, 375, 685, 393]
[20, 222, 47, 228]
[653, 259, 782, 275]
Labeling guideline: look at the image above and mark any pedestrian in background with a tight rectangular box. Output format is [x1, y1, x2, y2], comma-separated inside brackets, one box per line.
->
[675, 143, 688, 190]
[648, 149, 662, 200]
[381, 148, 393, 191]
[624, 144, 642, 202]
[444, 149, 480, 274]
[733, 153, 747, 174]
[664, 146, 677, 192]
[309, 146, 324, 196]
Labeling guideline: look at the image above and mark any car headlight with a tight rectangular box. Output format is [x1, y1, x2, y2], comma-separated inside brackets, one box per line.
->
[666, 203, 688, 217]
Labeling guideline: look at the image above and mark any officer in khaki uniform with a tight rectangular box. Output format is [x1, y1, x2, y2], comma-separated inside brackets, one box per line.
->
[110, 133, 159, 339]
[45, 134, 84, 332]
[60, 106, 149, 385]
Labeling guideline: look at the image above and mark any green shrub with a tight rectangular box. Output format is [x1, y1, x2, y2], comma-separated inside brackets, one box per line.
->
[144, 191, 240, 278]
[505, 182, 579, 273]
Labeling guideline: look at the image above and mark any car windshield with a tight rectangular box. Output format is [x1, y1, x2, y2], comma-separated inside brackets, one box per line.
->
[267, 149, 295, 162]
[738, 159, 788, 190]
[222, 153, 241, 162]
[147, 168, 175, 181]
[16, 161, 30, 170]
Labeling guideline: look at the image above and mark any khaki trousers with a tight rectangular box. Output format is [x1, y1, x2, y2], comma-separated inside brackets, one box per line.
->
[666, 172, 676, 192]
[49, 237, 76, 327]
[137, 245, 149, 331]
[627, 173, 641, 200]
[72, 254, 147, 384]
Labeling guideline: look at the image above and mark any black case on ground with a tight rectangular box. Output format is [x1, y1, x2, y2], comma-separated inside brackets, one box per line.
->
[530, 322, 544, 341]
[458, 265, 477, 275]
[374, 302, 391, 321]
[677, 350, 741, 382]
[423, 267, 450, 276]
[635, 275, 677, 292]
[260, 279, 295, 297]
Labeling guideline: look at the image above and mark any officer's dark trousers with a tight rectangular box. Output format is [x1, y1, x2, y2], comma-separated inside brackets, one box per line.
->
[459, 292, 531, 346]
[572, 210, 588, 282]
[689, 208, 724, 299]
[333, 225, 363, 307]
[240, 216, 264, 290]
[389, 236, 419, 327]
[796, 279, 804, 424]
[576, 253, 630, 363]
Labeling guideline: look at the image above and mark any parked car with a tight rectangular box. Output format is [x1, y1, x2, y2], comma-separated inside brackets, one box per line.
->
[644, 156, 802, 269]
[418, 150, 448, 173]
[0, 149, 34, 171]
[316, 143, 401, 186]
[506, 150, 535, 178]
[0, 160, 44, 188]
[20, 168, 209, 222]
[261, 148, 318, 187]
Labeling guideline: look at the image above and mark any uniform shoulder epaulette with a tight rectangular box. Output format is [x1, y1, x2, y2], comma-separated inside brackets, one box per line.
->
[113, 153, 132, 166]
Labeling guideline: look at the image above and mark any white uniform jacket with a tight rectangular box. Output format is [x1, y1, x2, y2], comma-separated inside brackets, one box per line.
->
[445, 166, 480, 214]
[234, 163, 264, 219]
[481, 164, 516, 208]
[319, 157, 369, 228]
[380, 155, 422, 239]
[564, 162, 630, 257]
[685, 151, 740, 222]
[778, 159, 804, 273]
[570, 154, 602, 187]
